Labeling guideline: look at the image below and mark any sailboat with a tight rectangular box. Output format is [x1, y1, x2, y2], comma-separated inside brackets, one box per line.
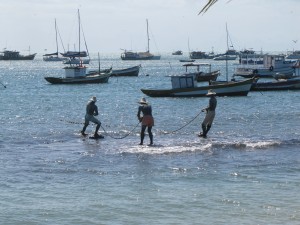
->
[121, 19, 161, 60]
[44, 10, 111, 84]
[210, 23, 256, 90]
[61, 13, 90, 65]
[43, 19, 67, 62]
[179, 38, 195, 62]
[213, 24, 238, 61]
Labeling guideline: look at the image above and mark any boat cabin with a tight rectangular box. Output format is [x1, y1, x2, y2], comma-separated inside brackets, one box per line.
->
[263, 55, 295, 69]
[64, 65, 87, 78]
[1, 50, 21, 58]
[171, 75, 195, 89]
[294, 61, 300, 76]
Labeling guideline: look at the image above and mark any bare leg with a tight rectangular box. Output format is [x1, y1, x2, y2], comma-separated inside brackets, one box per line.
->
[148, 126, 153, 145]
[140, 125, 146, 145]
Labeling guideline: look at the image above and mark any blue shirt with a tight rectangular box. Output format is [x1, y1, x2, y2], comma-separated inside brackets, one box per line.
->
[86, 101, 98, 116]
[137, 105, 152, 117]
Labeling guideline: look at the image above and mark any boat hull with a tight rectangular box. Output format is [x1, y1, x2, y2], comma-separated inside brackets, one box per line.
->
[251, 78, 300, 91]
[111, 65, 140, 76]
[213, 55, 237, 61]
[44, 73, 110, 84]
[234, 67, 295, 78]
[43, 56, 66, 62]
[121, 55, 160, 60]
[179, 59, 195, 63]
[141, 78, 255, 97]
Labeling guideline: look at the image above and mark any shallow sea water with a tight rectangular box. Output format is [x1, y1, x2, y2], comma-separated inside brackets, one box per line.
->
[0, 54, 300, 224]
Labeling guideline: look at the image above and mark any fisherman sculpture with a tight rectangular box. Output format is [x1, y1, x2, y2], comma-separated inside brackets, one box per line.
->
[137, 97, 154, 145]
[199, 89, 217, 138]
[81, 96, 103, 138]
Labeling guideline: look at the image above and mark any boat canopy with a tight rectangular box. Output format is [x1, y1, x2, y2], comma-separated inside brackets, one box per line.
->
[182, 63, 212, 72]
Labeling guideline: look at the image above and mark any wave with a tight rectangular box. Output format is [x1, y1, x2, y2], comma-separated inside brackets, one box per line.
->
[116, 137, 300, 155]
[3, 129, 299, 156]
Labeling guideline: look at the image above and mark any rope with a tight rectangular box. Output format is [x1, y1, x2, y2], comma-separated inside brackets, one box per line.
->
[0, 81, 6, 88]
[59, 119, 84, 125]
[161, 110, 203, 134]
[60, 119, 140, 139]
[100, 122, 141, 139]
[61, 110, 203, 139]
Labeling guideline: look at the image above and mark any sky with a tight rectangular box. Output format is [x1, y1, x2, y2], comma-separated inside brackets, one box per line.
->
[0, 0, 300, 55]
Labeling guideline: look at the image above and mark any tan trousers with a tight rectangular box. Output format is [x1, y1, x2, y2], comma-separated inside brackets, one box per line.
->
[202, 110, 215, 126]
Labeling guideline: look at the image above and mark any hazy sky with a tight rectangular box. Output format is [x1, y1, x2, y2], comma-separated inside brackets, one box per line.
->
[0, 0, 300, 55]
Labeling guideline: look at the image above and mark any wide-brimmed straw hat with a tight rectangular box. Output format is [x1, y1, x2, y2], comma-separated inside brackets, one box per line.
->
[206, 89, 216, 96]
[90, 96, 97, 102]
[138, 97, 148, 104]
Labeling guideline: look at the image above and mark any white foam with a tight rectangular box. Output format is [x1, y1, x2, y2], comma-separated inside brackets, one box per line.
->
[118, 141, 213, 155]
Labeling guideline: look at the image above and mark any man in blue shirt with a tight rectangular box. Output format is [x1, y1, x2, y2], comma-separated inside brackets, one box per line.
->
[81, 96, 103, 138]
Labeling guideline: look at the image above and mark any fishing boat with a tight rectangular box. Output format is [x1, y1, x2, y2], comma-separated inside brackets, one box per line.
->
[213, 49, 238, 61]
[234, 55, 295, 78]
[189, 51, 210, 59]
[43, 19, 67, 62]
[172, 50, 183, 55]
[238, 49, 264, 65]
[166, 25, 253, 92]
[121, 19, 161, 60]
[213, 25, 238, 61]
[182, 63, 219, 82]
[43, 53, 66, 62]
[60, 17, 90, 64]
[44, 10, 110, 85]
[111, 65, 141, 77]
[0, 50, 36, 60]
[251, 61, 300, 91]
[44, 66, 111, 84]
[141, 75, 255, 97]
[251, 77, 300, 91]
[285, 50, 300, 60]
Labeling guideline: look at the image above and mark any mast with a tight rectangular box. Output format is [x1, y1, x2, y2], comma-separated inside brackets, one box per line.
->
[55, 19, 59, 56]
[78, 9, 81, 61]
[188, 37, 190, 54]
[98, 52, 101, 73]
[146, 19, 150, 53]
[225, 23, 229, 82]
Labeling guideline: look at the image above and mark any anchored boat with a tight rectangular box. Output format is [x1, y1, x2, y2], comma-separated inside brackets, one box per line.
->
[141, 75, 255, 97]
[0, 50, 36, 60]
[121, 19, 161, 60]
[44, 10, 111, 84]
[111, 65, 141, 77]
